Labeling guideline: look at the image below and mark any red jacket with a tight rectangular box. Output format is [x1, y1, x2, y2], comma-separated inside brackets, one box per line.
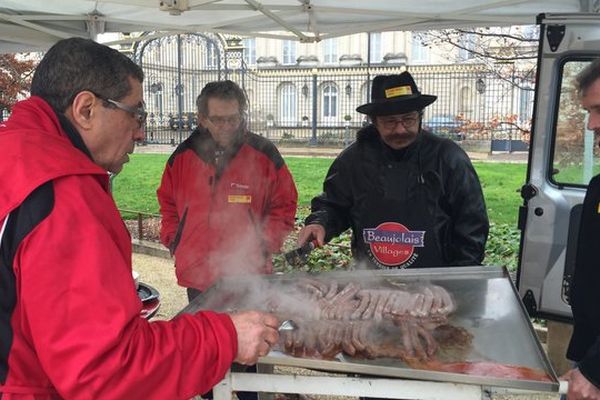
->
[157, 128, 297, 291]
[0, 97, 237, 399]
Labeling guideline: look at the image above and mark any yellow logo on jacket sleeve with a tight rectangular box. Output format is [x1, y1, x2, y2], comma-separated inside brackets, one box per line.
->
[597, 202, 600, 214]
[228, 195, 252, 204]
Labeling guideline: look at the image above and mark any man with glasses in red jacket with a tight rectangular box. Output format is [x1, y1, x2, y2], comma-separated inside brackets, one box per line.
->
[158, 80, 297, 400]
[0, 38, 279, 399]
[157, 80, 297, 303]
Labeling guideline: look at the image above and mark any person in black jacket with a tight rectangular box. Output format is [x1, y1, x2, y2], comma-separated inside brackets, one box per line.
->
[563, 59, 600, 400]
[298, 72, 489, 269]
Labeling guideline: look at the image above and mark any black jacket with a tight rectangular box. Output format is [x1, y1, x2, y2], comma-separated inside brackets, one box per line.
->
[567, 174, 600, 388]
[305, 125, 489, 268]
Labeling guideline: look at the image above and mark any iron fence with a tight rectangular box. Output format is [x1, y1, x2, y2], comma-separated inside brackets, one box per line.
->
[134, 34, 534, 150]
[120, 209, 161, 242]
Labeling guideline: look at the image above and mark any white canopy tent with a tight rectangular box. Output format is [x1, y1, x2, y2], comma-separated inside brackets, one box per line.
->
[0, 0, 597, 53]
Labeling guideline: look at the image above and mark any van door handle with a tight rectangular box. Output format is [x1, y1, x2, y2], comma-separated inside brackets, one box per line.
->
[520, 183, 538, 201]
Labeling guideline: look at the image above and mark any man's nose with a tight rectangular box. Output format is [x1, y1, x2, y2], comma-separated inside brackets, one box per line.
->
[134, 126, 146, 142]
[393, 121, 409, 133]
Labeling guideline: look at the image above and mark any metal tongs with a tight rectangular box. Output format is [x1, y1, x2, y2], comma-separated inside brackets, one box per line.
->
[283, 240, 318, 266]
[278, 319, 298, 331]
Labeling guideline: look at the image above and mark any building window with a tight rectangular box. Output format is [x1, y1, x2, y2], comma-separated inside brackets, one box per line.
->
[154, 92, 163, 116]
[519, 87, 534, 123]
[243, 38, 256, 65]
[323, 39, 337, 64]
[459, 86, 473, 113]
[279, 83, 297, 125]
[369, 32, 382, 63]
[322, 83, 338, 120]
[361, 81, 370, 104]
[206, 41, 218, 67]
[282, 40, 297, 65]
[411, 32, 429, 64]
[458, 33, 475, 61]
[149, 82, 164, 116]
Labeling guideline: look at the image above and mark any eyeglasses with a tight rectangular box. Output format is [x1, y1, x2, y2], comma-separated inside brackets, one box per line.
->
[93, 92, 147, 129]
[378, 112, 421, 130]
[206, 114, 242, 127]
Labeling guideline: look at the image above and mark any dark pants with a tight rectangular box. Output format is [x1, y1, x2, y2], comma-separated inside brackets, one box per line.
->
[187, 288, 259, 400]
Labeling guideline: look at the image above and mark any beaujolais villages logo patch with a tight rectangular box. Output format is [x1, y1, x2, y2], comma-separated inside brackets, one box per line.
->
[362, 222, 425, 267]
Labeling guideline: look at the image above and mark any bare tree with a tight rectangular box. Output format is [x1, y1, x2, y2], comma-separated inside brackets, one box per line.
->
[0, 54, 36, 121]
[417, 26, 539, 142]
[416, 26, 538, 88]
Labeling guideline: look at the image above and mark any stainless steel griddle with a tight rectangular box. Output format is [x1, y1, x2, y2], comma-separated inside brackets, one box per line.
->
[180, 266, 559, 394]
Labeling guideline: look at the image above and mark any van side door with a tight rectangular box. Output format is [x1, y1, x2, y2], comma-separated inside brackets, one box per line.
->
[517, 14, 600, 321]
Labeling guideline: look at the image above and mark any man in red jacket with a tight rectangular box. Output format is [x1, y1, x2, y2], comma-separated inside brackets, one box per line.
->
[157, 80, 298, 302]
[0, 37, 279, 399]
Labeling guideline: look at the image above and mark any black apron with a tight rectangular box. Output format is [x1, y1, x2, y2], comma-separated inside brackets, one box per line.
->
[352, 142, 446, 269]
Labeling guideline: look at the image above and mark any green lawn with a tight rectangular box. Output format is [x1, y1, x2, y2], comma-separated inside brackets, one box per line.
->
[475, 162, 526, 225]
[111, 153, 169, 215]
[112, 153, 526, 226]
[284, 157, 334, 205]
[112, 153, 527, 270]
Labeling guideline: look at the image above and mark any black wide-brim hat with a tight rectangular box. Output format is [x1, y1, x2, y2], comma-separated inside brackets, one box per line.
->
[356, 71, 437, 116]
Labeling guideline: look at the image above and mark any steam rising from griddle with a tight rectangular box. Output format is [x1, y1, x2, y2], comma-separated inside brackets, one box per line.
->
[194, 272, 471, 364]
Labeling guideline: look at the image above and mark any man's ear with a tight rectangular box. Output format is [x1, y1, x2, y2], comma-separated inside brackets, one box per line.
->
[67, 91, 97, 131]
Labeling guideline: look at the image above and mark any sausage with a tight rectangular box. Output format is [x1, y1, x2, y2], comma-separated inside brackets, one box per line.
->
[362, 291, 380, 319]
[374, 290, 393, 321]
[416, 323, 438, 357]
[351, 321, 366, 352]
[420, 286, 435, 316]
[351, 290, 371, 320]
[325, 280, 339, 300]
[341, 324, 357, 356]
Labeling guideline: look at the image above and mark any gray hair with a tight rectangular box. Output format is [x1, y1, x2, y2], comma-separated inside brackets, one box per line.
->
[195, 80, 248, 116]
[31, 37, 144, 112]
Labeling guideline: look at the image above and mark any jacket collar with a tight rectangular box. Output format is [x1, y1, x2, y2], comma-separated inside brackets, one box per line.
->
[188, 126, 246, 179]
[0, 96, 108, 219]
[1, 96, 93, 161]
[55, 111, 93, 161]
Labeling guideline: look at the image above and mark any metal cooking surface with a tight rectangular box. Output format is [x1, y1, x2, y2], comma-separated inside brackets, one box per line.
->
[180, 266, 558, 392]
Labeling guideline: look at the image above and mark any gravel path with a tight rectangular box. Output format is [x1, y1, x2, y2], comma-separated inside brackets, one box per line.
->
[133, 253, 186, 321]
[132, 253, 560, 400]
[134, 144, 529, 164]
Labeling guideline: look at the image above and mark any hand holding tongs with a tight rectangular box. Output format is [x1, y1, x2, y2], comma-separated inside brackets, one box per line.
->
[283, 240, 319, 266]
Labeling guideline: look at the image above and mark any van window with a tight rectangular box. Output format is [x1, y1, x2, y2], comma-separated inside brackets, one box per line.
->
[552, 60, 600, 186]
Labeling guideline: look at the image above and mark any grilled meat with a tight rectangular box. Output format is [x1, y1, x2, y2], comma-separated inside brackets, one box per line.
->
[269, 278, 468, 364]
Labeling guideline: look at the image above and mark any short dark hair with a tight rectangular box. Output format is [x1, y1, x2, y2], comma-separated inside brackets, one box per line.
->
[576, 58, 600, 98]
[31, 37, 144, 112]
[195, 80, 248, 116]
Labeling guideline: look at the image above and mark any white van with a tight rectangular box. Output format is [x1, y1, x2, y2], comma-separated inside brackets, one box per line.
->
[517, 14, 599, 324]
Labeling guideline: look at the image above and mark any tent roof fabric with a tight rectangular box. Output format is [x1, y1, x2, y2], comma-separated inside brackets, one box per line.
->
[0, 0, 595, 52]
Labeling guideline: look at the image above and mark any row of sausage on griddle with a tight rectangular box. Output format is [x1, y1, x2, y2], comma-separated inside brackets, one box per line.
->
[267, 278, 455, 323]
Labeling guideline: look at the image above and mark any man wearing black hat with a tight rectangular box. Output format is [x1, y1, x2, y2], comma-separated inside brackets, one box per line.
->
[298, 71, 489, 269]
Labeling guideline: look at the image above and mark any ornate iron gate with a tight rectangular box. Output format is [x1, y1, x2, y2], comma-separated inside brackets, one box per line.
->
[133, 33, 229, 145]
[132, 34, 532, 150]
